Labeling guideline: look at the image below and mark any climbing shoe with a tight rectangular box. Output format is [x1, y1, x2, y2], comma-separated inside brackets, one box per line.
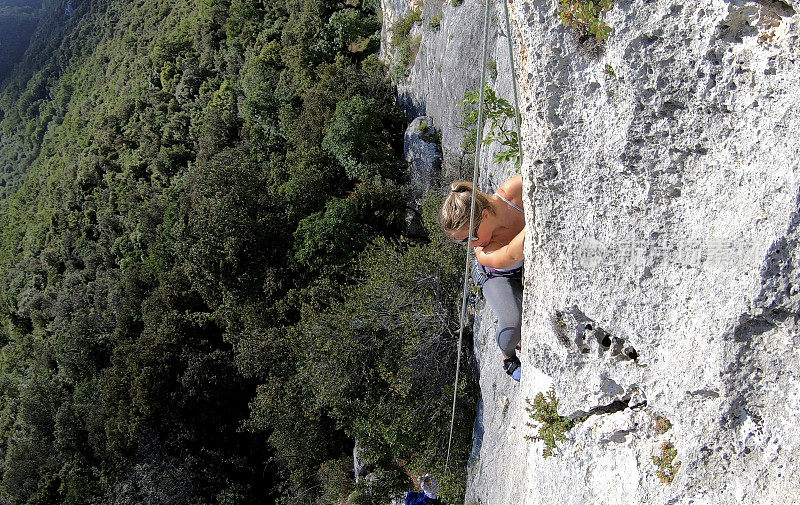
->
[503, 356, 521, 381]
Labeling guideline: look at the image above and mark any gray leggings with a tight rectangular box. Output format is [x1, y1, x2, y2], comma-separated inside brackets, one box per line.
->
[475, 264, 523, 358]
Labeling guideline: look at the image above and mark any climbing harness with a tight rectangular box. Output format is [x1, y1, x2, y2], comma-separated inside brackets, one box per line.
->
[445, 0, 524, 473]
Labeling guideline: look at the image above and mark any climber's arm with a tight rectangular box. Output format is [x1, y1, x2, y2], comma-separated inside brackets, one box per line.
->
[475, 228, 525, 269]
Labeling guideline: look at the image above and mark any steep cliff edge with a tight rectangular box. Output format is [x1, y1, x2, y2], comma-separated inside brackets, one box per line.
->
[387, 0, 800, 503]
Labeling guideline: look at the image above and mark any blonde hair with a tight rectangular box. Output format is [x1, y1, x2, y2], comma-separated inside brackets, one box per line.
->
[439, 181, 495, 234]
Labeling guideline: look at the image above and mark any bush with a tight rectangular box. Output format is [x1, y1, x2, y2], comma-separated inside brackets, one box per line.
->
[524, 388, 583, 457]
[487, 59, 497, 80]
[390, 10, 422, 79]
[297, 229, 476, 503]
[558, 0, 614, 41]
[458, 85, 520, 166]
[653, 415, 672, 434]
[652, 442, 681, 484]
[292, 177, 407, 275]
[322, 95, 401, 181]
[293, 196, 367, 274]
[316, 8, 381, 58]
[318, 456, 355, 504]
[391, 9, 422, 47]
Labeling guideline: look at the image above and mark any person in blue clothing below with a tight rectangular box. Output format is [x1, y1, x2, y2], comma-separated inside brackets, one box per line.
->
[406, 474, 441, 505]
[440, 175, 525, 380]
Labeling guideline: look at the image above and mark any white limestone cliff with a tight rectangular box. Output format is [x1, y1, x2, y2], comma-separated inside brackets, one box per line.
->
[386, 0, 800, 503]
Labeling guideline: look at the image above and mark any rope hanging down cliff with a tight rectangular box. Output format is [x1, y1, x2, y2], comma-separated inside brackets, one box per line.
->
[445, 0, 524, 473]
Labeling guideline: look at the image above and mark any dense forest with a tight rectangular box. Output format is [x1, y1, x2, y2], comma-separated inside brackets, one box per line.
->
[0, 0, 477, 504]
[0, 0, 42, 83]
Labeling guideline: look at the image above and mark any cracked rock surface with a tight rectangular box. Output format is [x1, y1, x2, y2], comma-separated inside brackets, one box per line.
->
[468, 0, 800, 503]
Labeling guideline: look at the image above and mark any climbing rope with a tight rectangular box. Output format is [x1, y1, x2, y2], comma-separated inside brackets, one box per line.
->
[445, 0, 524, 473]
[502, 0, 524, 166]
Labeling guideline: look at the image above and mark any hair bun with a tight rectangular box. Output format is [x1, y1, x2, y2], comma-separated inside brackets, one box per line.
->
[451, 181, 473, 193]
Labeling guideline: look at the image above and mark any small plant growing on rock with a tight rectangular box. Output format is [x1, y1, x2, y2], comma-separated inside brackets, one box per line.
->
[551, 311, 571, 346]
[487, 59, 498, 80]
[559, 0, 614, 41]
[524, 388, 582, 457]
[451, 0, 464, 6]
[652, 442, 681, 484]
[458, 85, 520, 166]
[653, 415, 672, 434]
[391, 9, 422, 81]
[392, 9, 422, 46]
[417, 121, 429, 133]
[429, 15, 441, 30]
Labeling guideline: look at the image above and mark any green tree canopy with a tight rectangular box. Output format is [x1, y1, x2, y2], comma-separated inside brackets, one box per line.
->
[323, 95, 403, 181]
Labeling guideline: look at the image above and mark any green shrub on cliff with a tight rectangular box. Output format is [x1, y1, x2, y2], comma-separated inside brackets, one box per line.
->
[524, 388, 583, 457]
[558, 0, 615, 41]
[390, 9, 423, 81]
[459, 85, 521, 166]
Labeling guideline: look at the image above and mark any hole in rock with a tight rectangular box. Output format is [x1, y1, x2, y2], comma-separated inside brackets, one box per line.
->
[573, 398, 632, 419]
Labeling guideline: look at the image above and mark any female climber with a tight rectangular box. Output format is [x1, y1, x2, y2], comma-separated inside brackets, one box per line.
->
[440, 175, 525, 380]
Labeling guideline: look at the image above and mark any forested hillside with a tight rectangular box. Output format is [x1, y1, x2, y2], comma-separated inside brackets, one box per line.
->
[0, 0, 41, 84]
[0, 0, 476, 504]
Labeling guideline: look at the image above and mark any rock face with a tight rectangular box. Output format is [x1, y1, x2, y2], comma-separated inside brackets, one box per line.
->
[404, 116, 443, 235]
[381, 0, 521, 185]
[386, 0, 800, 503]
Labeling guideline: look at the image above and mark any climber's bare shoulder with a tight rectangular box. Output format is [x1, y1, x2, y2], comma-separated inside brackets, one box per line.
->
[497, 175, 523, 208]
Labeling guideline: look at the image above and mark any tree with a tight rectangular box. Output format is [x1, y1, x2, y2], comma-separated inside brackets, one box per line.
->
[322, 95, 402, 182]
[292, 233, 477, 503]
[182, 145, 284, 305]
[315, 8, 381, 58]
[293, 177, 408, 276]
